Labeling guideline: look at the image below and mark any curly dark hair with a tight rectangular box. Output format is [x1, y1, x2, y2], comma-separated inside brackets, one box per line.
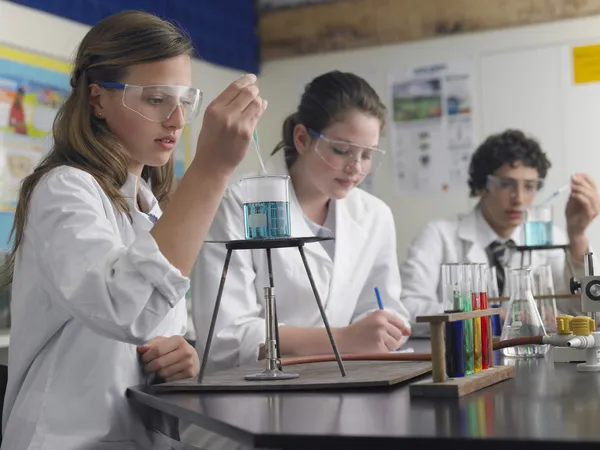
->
[468, 129, 551, 197]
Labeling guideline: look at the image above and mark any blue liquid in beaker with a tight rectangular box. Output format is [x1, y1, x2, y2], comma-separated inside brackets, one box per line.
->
[524, 221, 553, 246]
[243, 201, 291, 239]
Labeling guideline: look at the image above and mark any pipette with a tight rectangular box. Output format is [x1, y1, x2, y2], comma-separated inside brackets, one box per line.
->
[537, 183, 569, 206]
[253, 129, 267, 175]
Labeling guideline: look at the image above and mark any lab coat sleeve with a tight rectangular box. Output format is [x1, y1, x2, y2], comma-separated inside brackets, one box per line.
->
[30, 169, 189, 345]
[350, 205, 411, 329]
[399, 220, 446, 335]
[192, 186, 265, 370]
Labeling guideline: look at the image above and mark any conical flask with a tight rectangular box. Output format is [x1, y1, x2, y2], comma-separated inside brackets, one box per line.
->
[500, 268, 548, 358]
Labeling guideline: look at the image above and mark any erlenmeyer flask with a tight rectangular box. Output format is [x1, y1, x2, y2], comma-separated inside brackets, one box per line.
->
[500, 268, 548, 358]
[532, 265, 558, 334]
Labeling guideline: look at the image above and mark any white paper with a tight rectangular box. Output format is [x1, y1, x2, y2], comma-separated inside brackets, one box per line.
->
[388, 60, 475, 196]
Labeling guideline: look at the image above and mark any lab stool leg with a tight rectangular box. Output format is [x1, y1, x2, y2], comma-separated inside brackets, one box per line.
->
[197, 248, 233, 383]
[297, 245, 347, 377]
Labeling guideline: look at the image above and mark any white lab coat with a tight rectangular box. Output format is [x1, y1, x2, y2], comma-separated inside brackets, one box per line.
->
[191, 152, 411, 372]
[399, 206, 585, 336]
[1, 166, 190, 450]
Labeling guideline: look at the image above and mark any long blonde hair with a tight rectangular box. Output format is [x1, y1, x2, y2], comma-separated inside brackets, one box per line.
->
[5, 10, 193, 281]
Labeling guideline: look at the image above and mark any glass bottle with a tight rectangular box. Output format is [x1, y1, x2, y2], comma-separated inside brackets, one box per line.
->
[532, 265, 558, 334]
[500, 268, 548, 358]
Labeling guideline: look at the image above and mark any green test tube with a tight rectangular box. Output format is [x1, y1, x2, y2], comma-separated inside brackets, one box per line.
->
[461, 263, 474, 375]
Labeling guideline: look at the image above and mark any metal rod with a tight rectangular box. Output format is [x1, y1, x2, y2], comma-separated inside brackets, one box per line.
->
[583, 252, 597, 324]
[489, 293, 579, 302]
[244, 286, 299, 381]
[266, 248, 282, 367]
[298, 245, 346, 377]
[198, 248, 233, 383]
[264, 286, 279, 371]
[585, 252, 594, 277]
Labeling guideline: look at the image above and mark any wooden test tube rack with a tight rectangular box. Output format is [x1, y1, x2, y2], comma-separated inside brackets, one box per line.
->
[409, 308, 514, 398]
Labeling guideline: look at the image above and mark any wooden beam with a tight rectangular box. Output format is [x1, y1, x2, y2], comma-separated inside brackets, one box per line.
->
[259, 0, 600, 60]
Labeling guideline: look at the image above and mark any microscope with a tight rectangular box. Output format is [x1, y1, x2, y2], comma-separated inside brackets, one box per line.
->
[544, 252, 600, 371]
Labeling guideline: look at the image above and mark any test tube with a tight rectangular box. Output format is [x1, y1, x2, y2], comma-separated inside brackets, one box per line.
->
[442, 264, 465, 378]
[461, 264, 475, 376]
[471, 264, 483, 372]
[478, 264, 490, 370]
[488, 266, 503, 337]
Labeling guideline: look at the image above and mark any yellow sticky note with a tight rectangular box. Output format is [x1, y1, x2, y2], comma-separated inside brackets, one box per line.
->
[573, 44, 600, 84]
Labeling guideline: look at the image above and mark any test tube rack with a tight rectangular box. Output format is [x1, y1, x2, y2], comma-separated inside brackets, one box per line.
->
[409, 308, 514, 398]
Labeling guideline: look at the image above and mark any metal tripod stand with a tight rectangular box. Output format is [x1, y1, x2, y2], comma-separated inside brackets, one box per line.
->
[197, 236, 347, 383]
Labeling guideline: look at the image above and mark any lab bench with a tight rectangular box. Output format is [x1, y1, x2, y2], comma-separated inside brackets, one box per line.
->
[127, 338, 600, 450]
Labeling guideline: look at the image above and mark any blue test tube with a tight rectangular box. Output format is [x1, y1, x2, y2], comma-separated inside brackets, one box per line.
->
[488, 266, 503, 337]
[442, 264, 465, 378]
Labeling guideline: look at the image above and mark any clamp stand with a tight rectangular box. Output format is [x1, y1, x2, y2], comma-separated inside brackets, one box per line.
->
[515, 244, 574, 278]
[197, 237, 347, 383]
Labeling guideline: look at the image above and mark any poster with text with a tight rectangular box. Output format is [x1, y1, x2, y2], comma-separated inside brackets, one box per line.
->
[0, 45, 71, 250]
[388, 60, 474, 196]
[0, 44, 71, 212]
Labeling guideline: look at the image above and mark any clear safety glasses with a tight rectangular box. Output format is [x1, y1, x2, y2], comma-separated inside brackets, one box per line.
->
[96, 82, 202, 123]
[308, 128, 385, 175]
[487, 175, 544, 199]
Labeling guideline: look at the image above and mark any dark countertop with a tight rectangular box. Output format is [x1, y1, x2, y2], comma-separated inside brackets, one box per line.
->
[128, 339, 600, 449]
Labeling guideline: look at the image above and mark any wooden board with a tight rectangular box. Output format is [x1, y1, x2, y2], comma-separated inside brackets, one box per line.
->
[409, 365, 514, 398]
[416, 308, 500, 324]
[145, 360, 432, 394]
[259, 0, 600, 60]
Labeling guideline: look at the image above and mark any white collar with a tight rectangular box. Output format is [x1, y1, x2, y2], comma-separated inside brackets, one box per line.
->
[122, 172, 159, 216]
[474, 205, 522, 248]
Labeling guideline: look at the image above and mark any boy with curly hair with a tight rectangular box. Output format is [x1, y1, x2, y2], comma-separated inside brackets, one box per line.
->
[401, 129, 600, 335]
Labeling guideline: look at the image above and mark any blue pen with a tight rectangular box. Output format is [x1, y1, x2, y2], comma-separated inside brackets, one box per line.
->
[374, 287, 384, 310]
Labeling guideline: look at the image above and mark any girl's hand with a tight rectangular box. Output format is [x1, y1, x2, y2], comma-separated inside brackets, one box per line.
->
[137, 335, 199, 382]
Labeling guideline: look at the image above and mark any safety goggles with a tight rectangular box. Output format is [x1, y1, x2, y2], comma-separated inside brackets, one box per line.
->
[486, 175, 544, 198]
[96, 82, 202, 123]
[308, 128, 385, 175]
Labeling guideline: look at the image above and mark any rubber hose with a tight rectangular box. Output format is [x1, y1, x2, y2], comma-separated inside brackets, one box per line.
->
[279, 335, 545, 367]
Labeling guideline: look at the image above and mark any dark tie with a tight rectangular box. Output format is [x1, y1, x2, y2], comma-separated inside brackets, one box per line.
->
[486, 240, 515, 295]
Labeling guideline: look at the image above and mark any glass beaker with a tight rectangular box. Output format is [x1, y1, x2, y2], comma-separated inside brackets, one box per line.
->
[500, 268, 548, 358]
[239, 175, 291, 240]
[524, 205, 553, 246]
[532, 265, 558, 334]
